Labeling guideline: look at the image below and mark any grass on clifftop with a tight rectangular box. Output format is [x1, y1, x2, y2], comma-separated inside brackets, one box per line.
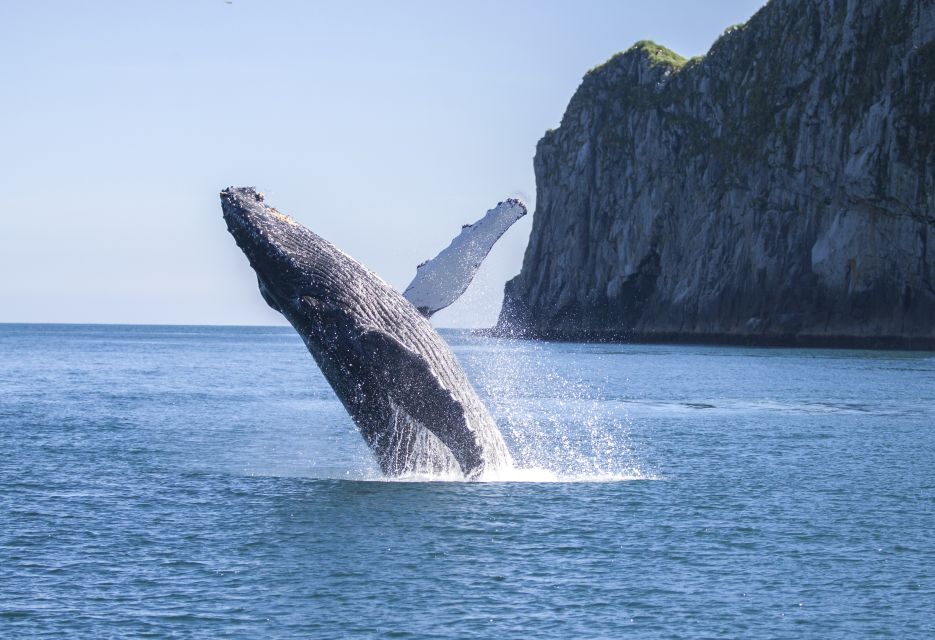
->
[634, 40, 687, 68]
[587, 16, 759, 78]
[587, 40, 688, 77]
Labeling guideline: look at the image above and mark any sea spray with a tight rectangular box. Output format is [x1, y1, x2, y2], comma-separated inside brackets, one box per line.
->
[459, 332, 648, 481]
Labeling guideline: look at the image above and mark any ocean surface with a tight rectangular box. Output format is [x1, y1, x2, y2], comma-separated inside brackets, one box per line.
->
[1, 324, 933, 638]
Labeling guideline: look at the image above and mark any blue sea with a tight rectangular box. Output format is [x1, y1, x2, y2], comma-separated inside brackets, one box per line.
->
[1, 324, 933, 638]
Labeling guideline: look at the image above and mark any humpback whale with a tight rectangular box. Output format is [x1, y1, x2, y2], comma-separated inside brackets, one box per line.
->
[221, 187, 526, 478]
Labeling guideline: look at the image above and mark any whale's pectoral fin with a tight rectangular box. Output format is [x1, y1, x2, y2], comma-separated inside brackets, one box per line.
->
[357, 327, 484, 475]
[402, 198, 528, 318]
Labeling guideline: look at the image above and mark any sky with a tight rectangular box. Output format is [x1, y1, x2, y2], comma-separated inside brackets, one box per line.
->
[1, 0, 765, 327]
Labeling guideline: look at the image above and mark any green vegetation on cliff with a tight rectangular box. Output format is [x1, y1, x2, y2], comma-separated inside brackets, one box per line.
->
[587, 40, 687, 77]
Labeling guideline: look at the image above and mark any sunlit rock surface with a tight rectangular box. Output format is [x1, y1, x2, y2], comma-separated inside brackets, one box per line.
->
[497, 0, 935, 348]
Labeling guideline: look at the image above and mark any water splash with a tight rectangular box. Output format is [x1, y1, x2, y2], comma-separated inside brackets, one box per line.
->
[460, 333, 648, 482]
[345, 467, 654, 484]
[257, 332, 651, 483]
[385, 469, 653, 483]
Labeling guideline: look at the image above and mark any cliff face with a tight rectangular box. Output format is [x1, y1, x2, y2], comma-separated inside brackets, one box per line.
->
[497, 0, 935, 348]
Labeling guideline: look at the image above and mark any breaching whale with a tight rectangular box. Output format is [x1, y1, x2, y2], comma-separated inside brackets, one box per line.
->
[221, 187, 526, 478]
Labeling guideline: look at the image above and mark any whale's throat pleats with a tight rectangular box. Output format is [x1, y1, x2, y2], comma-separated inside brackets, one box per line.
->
[376, 401, 462, 476]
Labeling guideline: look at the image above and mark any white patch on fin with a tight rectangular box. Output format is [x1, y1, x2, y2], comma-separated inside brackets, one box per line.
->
[403, 199, 527, 317]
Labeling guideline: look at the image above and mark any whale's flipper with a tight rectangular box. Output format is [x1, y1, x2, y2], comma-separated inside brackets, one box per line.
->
[357, 326, 485, 475]
[403, 199, 527, 318]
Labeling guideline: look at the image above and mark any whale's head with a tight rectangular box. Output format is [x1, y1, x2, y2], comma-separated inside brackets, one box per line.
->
[220, 186, 367, 345]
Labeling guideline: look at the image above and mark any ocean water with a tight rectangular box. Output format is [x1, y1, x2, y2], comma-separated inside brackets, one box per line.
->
[1, 324, 933, 638]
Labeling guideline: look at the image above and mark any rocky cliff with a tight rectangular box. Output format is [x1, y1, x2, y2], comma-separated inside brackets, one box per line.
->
[496, 0, 935, 348]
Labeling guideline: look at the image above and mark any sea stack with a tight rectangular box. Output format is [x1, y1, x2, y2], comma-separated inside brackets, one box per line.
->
[496, 0, 935, 349]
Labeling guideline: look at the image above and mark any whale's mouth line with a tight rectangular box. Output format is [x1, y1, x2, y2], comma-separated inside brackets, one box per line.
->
[221, 191, 305, 316]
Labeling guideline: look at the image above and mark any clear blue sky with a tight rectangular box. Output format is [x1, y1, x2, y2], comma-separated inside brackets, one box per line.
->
[1, 0, 764, 327]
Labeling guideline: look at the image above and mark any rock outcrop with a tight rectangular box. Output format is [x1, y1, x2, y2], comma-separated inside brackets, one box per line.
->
[496, 0, 935, 348]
